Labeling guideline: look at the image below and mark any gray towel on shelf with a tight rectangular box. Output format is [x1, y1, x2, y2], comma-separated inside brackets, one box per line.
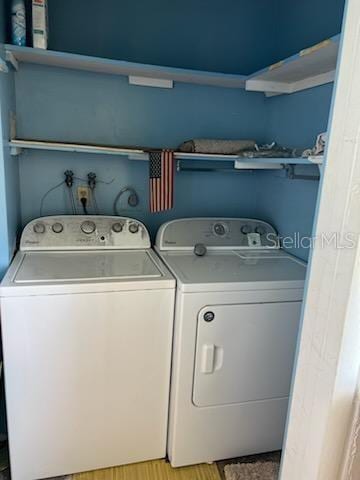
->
[178, 139, 256, 154]
[237, 142, 298, 158]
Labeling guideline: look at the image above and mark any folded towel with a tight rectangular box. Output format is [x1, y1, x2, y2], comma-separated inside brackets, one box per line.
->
[178, 139, 255, 155]
[237, 142, 298, 158]
[302, 132, 327, 157]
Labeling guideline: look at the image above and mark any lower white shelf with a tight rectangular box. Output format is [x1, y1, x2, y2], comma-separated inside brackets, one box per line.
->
[9, 139, 145, 157]
[8, 138, 323, 169]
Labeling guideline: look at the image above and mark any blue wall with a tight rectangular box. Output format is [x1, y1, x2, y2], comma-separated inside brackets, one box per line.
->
[266, 84, 334, 149]
[14, 67, 332, 258]
[19, 152, 259, 237]
[15, 64, 266, 233]
[47, 0, 279, 75]
[46, 0, 345, 75]
[275, 0, 345, 61]
[254, 0, 344, 260]
[15, 65, 268, 147]
[255, 84, 334, 260]
[5, 0, 346, 261]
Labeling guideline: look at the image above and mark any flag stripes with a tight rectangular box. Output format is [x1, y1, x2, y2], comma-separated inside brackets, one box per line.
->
[149, 150, 174, 212]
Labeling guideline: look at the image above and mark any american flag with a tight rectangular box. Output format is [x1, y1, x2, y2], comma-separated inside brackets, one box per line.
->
[149, 150, 174, 213]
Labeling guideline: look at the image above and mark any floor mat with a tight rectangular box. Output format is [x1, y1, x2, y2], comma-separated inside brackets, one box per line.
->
[73, 459, 220, 480]
[224, 460, 279, 480]
[217, 451, 281, 480]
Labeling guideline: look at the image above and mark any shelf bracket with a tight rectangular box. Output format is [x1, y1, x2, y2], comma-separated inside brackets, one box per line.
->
[285, 164, 320, 181]
[129, 75, 173, 89]
[5, 51, 18, 71]
[10, 146, 23, 156]
[176, 159, 246, 173]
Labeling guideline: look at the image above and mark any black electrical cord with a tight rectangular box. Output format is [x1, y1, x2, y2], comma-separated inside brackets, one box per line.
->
[80, 197, 88, 215]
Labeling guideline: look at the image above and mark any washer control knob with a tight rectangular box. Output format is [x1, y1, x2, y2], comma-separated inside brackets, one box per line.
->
[213, 223, 226, 236]
[241, 225, 252, 234]
[194, 243, 207, 257]
[81, 220, 96, 234]
[129, 222, 139, 234]
[204, 311, 215, 322]
[112, 222, 123, 233]
[52, 222, 63, 234]
[33, 222, 46, 234]
[255, 225, 266, 235]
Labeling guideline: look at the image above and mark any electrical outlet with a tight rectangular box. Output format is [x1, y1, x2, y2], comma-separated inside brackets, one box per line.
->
[77, 186, 91, 203]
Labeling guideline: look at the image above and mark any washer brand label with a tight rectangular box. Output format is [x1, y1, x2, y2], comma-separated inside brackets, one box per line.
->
[25, 240, 39, 245]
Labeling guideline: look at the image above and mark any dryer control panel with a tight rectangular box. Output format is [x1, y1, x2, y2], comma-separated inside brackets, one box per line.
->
[156, 218, 279, 251]
[21, 216, 150, 251]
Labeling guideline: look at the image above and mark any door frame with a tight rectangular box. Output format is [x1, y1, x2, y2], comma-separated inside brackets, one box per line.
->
[280, 0, 360, 478]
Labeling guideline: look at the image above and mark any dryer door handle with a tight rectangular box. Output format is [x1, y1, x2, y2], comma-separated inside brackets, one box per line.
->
[200, 344, 224, 374]
[201, 344, 215, 374]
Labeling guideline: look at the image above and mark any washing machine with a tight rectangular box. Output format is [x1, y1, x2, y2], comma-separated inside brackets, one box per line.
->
[0, 215, 175, 480]
[155, 217, 307, 467]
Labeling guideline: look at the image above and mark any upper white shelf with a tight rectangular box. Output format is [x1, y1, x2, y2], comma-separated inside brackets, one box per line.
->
[4, 44, 246, 89]
[9, 139, 323, 168]
[3, 35, 341, 94]
[246, 35, 340, 96]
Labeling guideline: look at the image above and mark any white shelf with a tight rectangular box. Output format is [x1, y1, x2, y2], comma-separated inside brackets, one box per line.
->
[4, 45, 246, 89]
[9, 139, 323, 169]
[8, 139, 240, 161]
[9, 139, 145, 157]
[246, 35, 340, 95]
[3, 35, 340, 95]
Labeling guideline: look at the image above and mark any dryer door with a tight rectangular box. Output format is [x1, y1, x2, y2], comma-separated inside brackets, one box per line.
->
[193, 301, 301, 407]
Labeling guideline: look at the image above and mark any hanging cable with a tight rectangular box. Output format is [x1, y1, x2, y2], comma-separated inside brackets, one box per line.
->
[39, 180, 65, 217]
[113, 186, 139, 216]
[87, 172, 99, 215]
[68, 188, 77, 214]
[92, 190, 99, 215]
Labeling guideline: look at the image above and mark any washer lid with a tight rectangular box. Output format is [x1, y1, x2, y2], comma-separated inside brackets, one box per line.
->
[1, 249, 175, 296]
[14, 250, 162, 283]
[158, 249, 306, 292]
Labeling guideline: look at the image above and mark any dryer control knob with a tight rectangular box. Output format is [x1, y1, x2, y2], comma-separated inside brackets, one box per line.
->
[112, 222, 123, 233]
[81, 220, 96, 234]
[204, 311, 215, 322]
[33, 222, 46, 234]
[241, 225, 252, 234]
[194, 243, 207, 257]
[52, 222, 63, 234]
[129, 223, 139, 234]
[213, 223, 226, 236]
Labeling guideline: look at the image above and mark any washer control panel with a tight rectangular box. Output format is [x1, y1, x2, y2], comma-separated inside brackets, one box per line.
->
[156, 218, 278, 251]
[21, 216, 150, 251]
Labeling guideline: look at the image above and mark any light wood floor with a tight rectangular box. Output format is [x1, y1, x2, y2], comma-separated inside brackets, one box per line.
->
[73, 459, 221, 480]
